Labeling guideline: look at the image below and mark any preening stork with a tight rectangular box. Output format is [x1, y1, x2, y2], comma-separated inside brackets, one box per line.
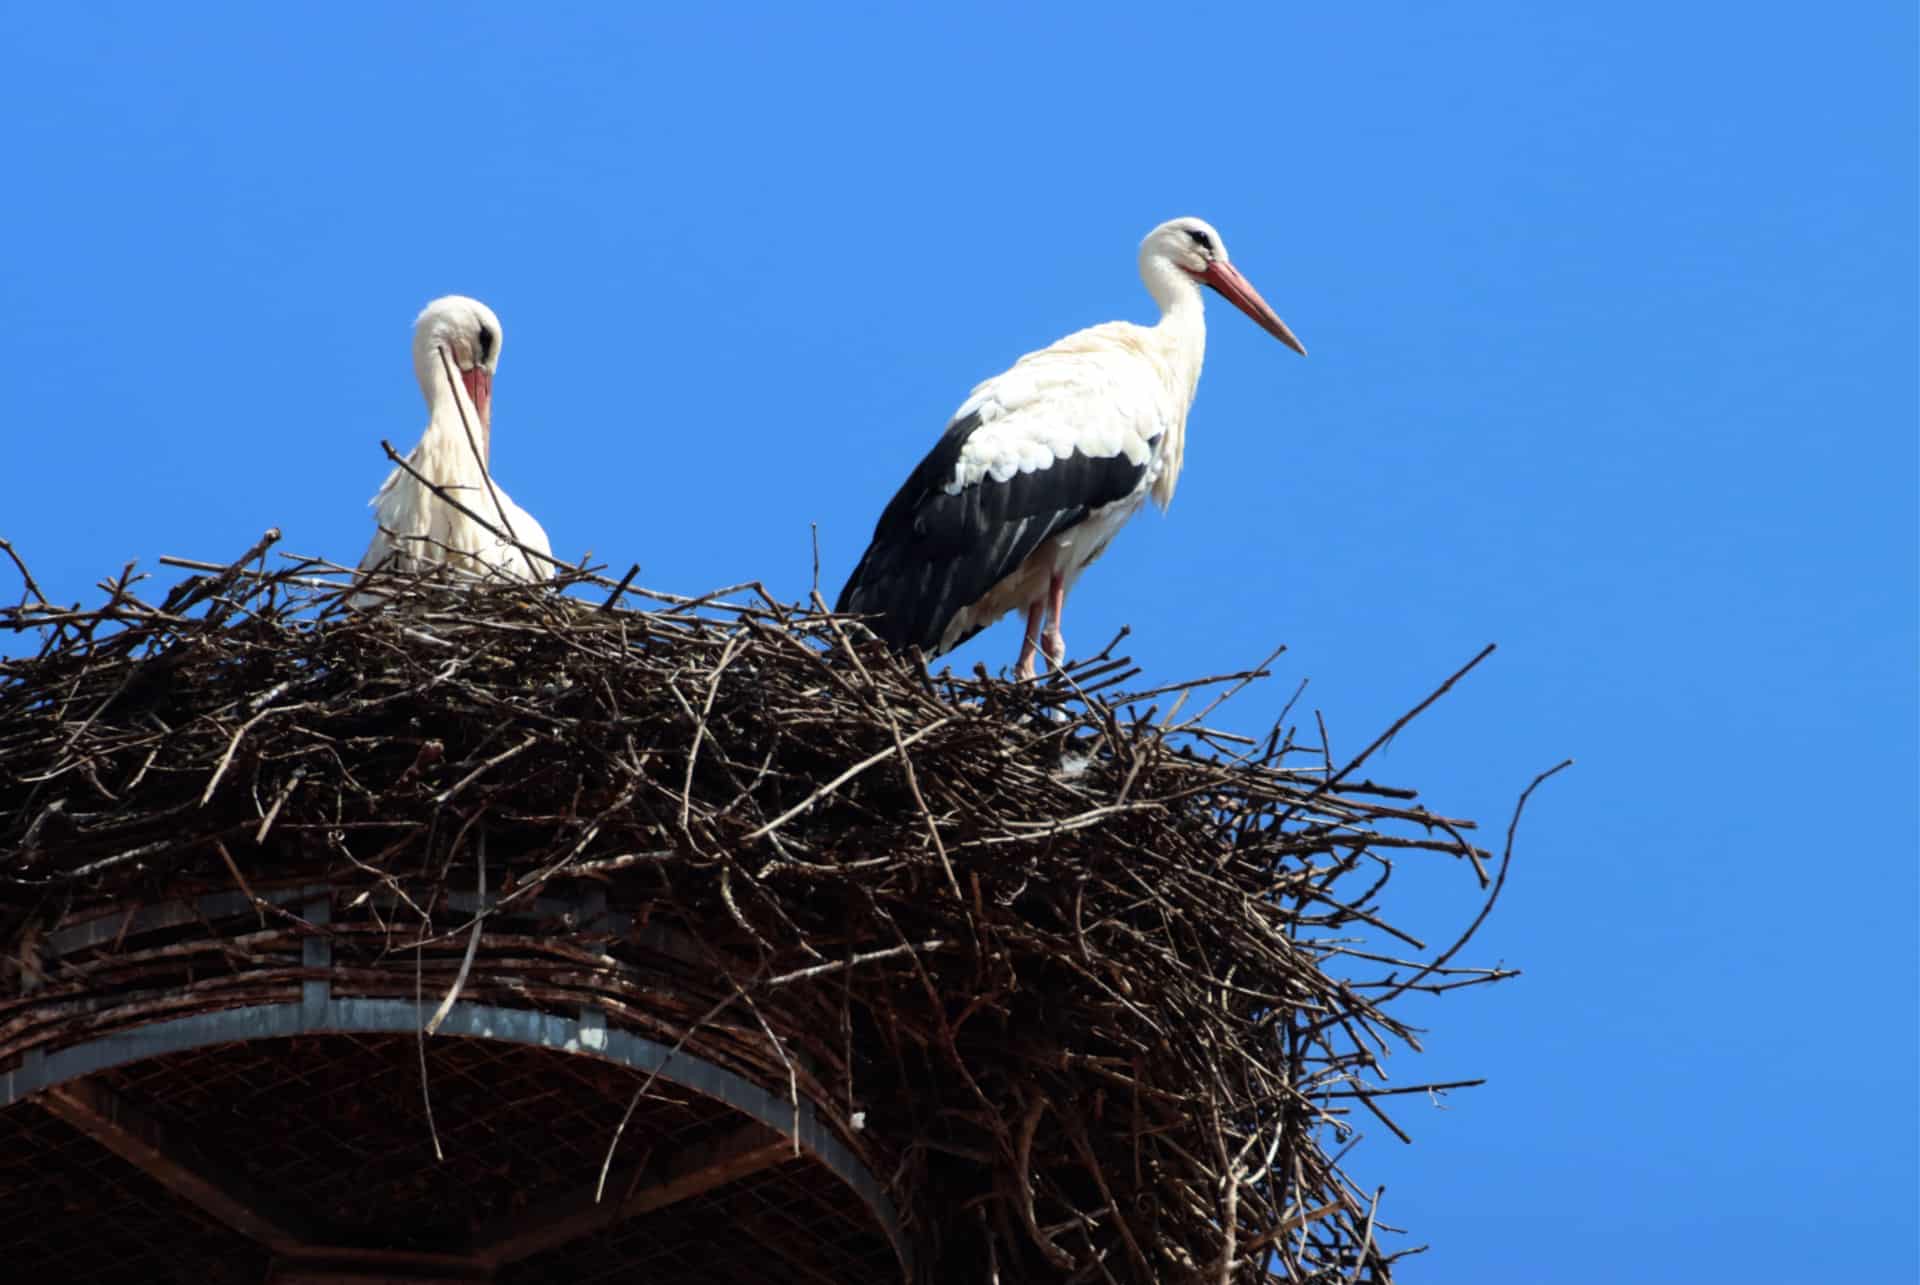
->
[355, 295, 552, 592]
[835, 217, 1305, 677]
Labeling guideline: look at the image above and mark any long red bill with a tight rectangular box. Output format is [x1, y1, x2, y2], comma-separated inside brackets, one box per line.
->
[460, 366, 493, 430]
[1202, 261, 1307, 357]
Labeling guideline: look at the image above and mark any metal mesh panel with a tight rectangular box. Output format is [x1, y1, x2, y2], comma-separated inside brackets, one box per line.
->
[0, 1103, 272, 1284]
[509, 1164, 903, 1285]
[3, 1032, 899, 1281]
[97, 1033, 729, 1253]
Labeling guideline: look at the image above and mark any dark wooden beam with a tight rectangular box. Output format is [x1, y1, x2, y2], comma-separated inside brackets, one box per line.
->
[268, 1245, 492, 1285]
[270, 1270, 483, 1284]
[270, 1269, 484, 1285]
[474, 1121, 797, 1266]
[38, 1078, 315, 1253]
[731, 1206, 850, 1285]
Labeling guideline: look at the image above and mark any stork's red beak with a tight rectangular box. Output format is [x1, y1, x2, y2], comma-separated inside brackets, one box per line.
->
[1202, 261, 1307, 357]
[460, 366, 493, 430]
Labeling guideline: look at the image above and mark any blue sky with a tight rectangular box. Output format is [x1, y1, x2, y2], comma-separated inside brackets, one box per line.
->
[2, 4, 1913, 1280]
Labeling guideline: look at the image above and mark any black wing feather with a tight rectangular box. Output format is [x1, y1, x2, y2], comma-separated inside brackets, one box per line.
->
[836, 412, 1150, 655]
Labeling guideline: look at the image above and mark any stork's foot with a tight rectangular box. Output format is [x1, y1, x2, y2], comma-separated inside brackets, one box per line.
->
[1042, 628, 1065, 670]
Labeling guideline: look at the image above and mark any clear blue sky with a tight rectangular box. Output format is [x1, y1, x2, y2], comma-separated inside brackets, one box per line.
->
[3, 4, 1913, 1280]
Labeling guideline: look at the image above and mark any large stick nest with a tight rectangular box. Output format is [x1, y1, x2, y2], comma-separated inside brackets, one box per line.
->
[0, 533, 1550, 1282]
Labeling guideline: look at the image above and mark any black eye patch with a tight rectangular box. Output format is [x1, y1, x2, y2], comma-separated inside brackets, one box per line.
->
[476, 327, 496, 362]
[1186, 229, 1213, 250]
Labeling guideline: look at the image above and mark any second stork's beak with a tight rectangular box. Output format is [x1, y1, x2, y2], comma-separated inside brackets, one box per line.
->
[1202, 260, 1307, 357]
[460, 365, 493, 431]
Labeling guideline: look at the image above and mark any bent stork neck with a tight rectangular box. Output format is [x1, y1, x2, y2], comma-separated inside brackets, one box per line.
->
[1141, 256, 1209, 404]
[415, 346, 491, 463]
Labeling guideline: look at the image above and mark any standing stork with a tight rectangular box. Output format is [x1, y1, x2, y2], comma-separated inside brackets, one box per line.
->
[835, 217, 1305, 677]
[356, 295, 552, 591]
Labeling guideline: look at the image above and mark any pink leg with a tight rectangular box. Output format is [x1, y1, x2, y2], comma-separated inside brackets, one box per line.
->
[1014, 600, 1045, 679]
[1042, 574, 1067, 670]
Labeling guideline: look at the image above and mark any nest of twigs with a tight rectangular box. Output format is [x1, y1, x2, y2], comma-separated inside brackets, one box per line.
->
[0, 533, 1557, 1282]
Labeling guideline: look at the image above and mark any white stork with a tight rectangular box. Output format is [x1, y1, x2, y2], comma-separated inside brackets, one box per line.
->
[835, 217, 1304, 677]
[355, 295, 552, 593]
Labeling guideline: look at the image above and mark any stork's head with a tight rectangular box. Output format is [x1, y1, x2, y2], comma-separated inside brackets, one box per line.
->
[412, 295, 504, 428]
[1140, 217, 1306, 356]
